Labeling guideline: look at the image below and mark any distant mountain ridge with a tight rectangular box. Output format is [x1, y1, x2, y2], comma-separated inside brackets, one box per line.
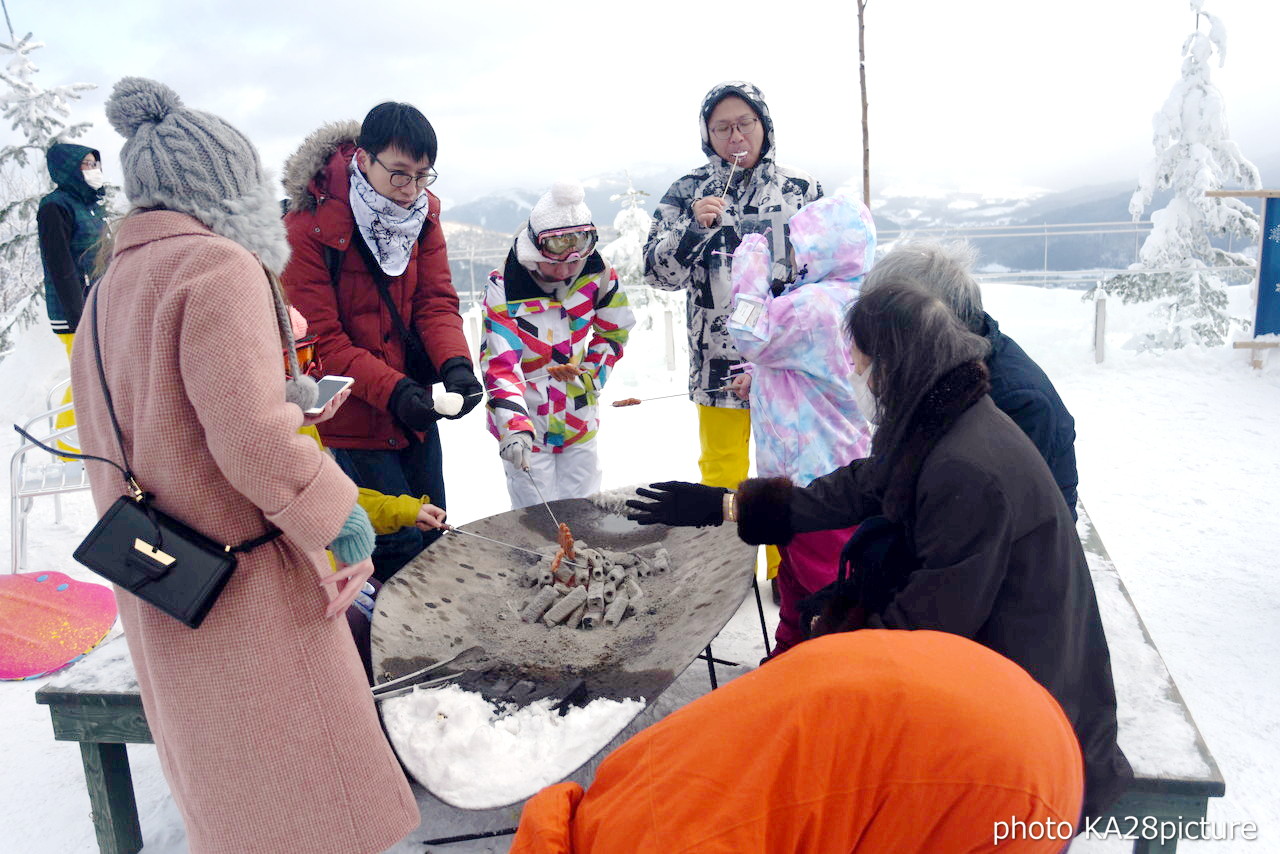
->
[440, 150, 1279, 286]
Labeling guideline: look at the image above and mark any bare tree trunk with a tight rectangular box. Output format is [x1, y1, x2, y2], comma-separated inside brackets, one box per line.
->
[858, 0, 870, 207]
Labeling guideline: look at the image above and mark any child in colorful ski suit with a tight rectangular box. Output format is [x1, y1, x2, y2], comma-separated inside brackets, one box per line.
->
[481, 181, 634, 509]
[728, 195, 876, 652]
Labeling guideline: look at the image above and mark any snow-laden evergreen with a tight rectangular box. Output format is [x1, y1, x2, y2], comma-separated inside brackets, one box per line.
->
[1105, 0, 1260, 350]
[0, 33, 96, 353]
[599, 175, 679, 328]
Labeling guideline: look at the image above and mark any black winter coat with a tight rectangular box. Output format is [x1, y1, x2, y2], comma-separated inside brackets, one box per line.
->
[983, 313, 1080, 520]
[737, 365, 1131, 820]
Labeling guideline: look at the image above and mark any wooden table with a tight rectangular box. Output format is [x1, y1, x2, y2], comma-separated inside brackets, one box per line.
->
[36, 502, 1226, 854]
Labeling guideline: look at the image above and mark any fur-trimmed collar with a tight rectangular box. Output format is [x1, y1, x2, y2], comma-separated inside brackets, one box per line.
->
[879, 360, 990, 520]
[281, 120, 360, 213]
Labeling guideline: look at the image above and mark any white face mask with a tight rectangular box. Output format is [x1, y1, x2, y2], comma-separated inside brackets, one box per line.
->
[81, 168, 105, 190]
[850, 363, 878, 424]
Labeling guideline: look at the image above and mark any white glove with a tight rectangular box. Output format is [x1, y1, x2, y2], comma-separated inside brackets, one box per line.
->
[432, 388, 464, 417]
[499, 432, 533, 470]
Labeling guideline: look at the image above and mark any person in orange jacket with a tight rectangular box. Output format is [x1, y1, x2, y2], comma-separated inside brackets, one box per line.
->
[511, 630, 1083, 854]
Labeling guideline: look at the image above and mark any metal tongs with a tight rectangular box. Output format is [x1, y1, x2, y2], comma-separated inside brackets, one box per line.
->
[371, 645, 487, 701]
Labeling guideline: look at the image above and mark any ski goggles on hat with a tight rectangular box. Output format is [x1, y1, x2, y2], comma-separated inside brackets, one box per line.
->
[285, 335, 324, 379]
[529, 224, 598, 262]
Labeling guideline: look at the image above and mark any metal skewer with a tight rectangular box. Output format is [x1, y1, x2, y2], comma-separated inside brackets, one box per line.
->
[443, 525, 585, 569]
[525, 469, 562, 530]
[719, 152, 744, 203]
[611, 384, 733, 406]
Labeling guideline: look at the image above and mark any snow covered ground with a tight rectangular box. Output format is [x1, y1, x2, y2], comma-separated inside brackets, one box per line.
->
[1, 282, 1277, 852]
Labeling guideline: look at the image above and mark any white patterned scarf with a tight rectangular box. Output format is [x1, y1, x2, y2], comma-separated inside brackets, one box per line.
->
[348, 153, 430, 276]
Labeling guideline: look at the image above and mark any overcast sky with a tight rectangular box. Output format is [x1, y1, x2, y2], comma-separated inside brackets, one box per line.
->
[3, 0, 1276, 206]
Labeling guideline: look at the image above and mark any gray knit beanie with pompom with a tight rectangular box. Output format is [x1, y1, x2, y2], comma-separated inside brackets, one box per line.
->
[105, 77, 290, 273]
[106, 77, 316, 411]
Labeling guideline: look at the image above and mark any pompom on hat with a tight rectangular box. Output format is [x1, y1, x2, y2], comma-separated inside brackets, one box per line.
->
[105, 77, 290, 274]
[106, 77, 316, 411]
[515, 179, 594, 269]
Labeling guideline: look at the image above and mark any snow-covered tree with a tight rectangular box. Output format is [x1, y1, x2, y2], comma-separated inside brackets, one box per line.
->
[0, 33, 96, 354]
[1104, 1, 1260, 349]
[600, 174, 677, 327]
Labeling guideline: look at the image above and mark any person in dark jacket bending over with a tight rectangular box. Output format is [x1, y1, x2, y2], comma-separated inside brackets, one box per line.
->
[627, 279, 1132, 823]
[37, 142, 107, 450]
[865, 239, 1079, 519]
[282, 103, 482, 582]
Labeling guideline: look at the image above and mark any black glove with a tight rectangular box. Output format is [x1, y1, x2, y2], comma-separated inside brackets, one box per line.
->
[440, 357, 483, 419]
[625, 481, 728, 528]
[388, 378, 440, 431]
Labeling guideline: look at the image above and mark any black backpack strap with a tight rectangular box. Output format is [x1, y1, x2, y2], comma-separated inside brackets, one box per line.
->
[324, 244, 344, 289]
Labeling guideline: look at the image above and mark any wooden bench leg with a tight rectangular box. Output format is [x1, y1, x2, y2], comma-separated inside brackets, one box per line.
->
[79, 742, 143, 854]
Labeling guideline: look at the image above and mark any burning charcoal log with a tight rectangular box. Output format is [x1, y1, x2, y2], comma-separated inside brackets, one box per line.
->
[581, 604, 605, 629]
[604, 550, 637, 568]
[585, 587, 605, 612]
[553, 582, 572, 595]
[651, 549, 671, 574]
[568, 600, 587, 629]
[633, 556, 652, 578]
[621, 575, 644, 601]
[522, 566, 542, 587]
[606, 566, 626, 586]
[520, 585, 561, 623]
[603, 593, 630, 627]
[539, 567, 555, 587]
[573, 562, 591, 588]
[553, 563, 575, 585]
[543, 585, 589, 625]
[602, 582, 617, 604]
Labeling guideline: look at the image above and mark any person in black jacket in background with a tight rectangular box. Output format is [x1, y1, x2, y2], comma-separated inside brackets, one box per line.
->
[37, 142, 107, 452]
[627, 279, 1131, 823]
[865, 239, 1079, 519]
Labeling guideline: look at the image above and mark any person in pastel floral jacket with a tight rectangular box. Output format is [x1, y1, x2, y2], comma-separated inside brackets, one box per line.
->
[728, 195, 877, 652]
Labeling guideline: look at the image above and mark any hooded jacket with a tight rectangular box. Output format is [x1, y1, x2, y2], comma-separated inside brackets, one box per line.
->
[983, 313, 1080, 519]
[728, 196, 875, 485]
[644, 82, 822, 408]
[280, 122, 471, 450]
[510, 631, 1084, 854]
[37, 142, 106, 334]
[480, 248, 633, 453]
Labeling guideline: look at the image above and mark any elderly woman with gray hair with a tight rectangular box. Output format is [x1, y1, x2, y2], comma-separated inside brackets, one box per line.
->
[71, 78, 419, 852]
[865, 239, 1080, 519]
[627, 279, 1131, 823]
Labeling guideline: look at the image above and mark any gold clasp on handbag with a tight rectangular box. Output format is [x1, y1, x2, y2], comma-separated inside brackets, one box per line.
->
[133, 538, 176, 566]
[127, 476, 145, 501]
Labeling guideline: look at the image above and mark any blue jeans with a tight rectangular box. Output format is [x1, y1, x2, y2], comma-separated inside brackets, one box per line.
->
[331, 424, 445, 583]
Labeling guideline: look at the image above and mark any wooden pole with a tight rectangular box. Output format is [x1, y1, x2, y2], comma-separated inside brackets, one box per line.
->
[858, 0, 870, 207]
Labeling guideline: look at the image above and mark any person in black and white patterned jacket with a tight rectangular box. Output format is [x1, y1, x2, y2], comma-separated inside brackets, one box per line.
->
[643, 80, 822, 544]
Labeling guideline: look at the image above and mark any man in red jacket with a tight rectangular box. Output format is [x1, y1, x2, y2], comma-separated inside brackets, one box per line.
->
[282, 103, 482, 581]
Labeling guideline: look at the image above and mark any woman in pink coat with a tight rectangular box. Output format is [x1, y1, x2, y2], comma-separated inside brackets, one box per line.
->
[71, 78, 419, 853]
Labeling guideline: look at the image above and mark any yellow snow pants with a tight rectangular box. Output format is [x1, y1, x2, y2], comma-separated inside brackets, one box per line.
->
[696, 404, 781, 579]
[55, 333, 79, 456]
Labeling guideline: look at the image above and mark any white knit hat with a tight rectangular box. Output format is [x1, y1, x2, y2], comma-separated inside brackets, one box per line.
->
[515, 179, 594, 268]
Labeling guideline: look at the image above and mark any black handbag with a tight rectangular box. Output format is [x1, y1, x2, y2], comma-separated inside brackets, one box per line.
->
[16, 285, 281, 629]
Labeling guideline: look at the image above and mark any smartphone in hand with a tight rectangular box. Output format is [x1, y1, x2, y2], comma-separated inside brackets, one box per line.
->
[304, 375, 354, 416]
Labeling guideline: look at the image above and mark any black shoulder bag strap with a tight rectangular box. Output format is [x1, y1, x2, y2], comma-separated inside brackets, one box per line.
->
[344, 230, 440, 386]
[15, 283, 281, 555]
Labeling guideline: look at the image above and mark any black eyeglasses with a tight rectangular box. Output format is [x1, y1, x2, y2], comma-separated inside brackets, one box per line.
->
[371, 154, 438, 188]
[709, 116, 760, 140]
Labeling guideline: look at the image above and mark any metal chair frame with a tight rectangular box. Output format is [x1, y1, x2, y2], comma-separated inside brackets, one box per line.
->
[10, 390, 92, 574]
